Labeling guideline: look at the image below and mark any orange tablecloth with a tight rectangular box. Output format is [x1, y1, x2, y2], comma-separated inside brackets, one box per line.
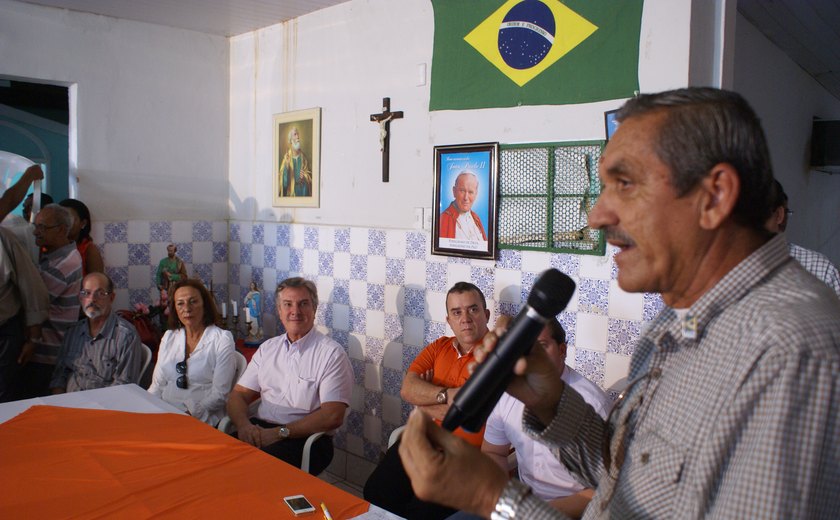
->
[0, 405, 369, 519]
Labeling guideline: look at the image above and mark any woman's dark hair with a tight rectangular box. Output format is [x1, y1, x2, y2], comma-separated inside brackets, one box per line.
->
[58, 198, 92, 241]
[167, 279, 221, 330]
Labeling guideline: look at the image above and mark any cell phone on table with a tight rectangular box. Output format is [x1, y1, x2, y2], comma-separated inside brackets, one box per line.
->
[283, 495, 316, 516]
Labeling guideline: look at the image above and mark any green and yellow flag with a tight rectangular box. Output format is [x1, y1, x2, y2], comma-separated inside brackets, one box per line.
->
[430, 0, 643, 110]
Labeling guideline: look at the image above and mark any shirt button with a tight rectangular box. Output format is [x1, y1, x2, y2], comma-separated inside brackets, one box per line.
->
[650, 367, 662, 379]
[640, 453, 650, 464]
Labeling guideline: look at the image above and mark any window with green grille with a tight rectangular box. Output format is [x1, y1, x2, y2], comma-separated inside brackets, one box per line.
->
[498, 141, 605, 255]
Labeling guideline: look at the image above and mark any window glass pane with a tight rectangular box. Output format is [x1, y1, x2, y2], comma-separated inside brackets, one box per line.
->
[498, 197, 547, 248]
[500, 148, 549, 195]
[498, 141, 605, 256]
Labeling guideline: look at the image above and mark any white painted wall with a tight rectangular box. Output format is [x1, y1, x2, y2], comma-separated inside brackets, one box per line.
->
[0, 0, 229, 221]
[734, 13, 840, 266]
[229, 0, 694, 229]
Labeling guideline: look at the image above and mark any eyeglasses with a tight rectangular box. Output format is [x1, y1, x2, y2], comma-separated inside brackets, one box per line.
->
[599, 367, 659, 511]
[34, 223, 61, 232]
[175, 359, 188, 389]
[79, 289, 111, 300]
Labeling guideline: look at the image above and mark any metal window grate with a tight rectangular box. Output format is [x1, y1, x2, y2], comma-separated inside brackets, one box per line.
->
[498, 141, 605, 255]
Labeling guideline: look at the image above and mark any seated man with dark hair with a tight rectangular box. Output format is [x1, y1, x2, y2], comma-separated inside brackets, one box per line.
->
[448, 318, 612, 520]
[364, 281, 492, 520]
[766, 179, 840, 297]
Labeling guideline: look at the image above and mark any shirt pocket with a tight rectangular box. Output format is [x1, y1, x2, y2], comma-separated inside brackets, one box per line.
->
[291, 375, 319, 411]
[94, 357, 118, 384]
[615, 431, 686, 517]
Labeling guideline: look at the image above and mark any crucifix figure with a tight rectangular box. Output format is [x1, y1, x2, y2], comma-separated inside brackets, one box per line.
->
[370, 97, 403, 182]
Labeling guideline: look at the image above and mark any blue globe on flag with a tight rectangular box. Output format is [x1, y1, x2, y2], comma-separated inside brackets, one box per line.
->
[498, 0, 556, 70]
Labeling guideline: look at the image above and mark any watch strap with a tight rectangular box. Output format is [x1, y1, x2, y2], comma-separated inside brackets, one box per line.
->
[490, 480, 532, 520]
[436, 387, 448, 404]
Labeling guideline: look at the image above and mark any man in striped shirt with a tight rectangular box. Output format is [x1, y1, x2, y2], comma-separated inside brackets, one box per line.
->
[50, 272, 141, 393]
[21, 204, 82, 397]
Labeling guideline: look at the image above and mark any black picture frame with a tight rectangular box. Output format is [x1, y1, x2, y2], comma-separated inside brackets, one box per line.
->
[432, 142, 499, 260]
[604, 109, 620, 141]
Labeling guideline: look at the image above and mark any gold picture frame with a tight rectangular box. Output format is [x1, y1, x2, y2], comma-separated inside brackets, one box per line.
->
[272, 108, 321, 208]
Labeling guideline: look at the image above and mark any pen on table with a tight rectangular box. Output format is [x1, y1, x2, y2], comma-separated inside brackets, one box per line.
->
[320, 502, 334, 520]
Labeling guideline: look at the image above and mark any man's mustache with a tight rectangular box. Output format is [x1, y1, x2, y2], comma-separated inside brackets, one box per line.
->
[604, 227, 636, 247]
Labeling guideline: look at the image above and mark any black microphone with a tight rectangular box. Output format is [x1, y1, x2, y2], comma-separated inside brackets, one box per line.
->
[441, 269, 576, 433]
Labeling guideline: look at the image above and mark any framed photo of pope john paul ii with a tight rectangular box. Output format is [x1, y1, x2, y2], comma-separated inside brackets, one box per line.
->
[273, 108, 321, 208]
[432, 142, 499, 260]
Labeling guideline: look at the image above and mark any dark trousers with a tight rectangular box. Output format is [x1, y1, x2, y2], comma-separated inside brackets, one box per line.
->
[0, 315, 24, 403]
[250, 418, 334, 475]
[363, 439, 457, 520]
[19, 361, 54, 399]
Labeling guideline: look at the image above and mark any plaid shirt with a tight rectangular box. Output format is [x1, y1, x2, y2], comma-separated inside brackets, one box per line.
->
[50, 312, 141, 392]
[789, 243, 840, 297]
[511, 233, 840, 519]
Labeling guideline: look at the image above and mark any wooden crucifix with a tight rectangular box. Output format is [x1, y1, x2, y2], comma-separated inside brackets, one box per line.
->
[370, 97, 403, 182]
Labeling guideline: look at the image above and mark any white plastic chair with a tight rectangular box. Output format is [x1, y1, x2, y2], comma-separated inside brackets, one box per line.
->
[138, 343, 153, 389]
[217, 399, 344, 475]
[606, 376, 629, 402]
[231, 350, 247, 387]
[388, 425, 406, 448]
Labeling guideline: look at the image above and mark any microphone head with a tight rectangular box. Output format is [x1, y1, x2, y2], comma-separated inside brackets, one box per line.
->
[527, 269, 576, 318]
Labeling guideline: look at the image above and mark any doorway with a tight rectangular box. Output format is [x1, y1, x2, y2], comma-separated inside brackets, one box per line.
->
[0, 77, 70, 215]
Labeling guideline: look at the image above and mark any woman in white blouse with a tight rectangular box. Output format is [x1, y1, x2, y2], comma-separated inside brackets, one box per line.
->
[148, 279, 235, 426]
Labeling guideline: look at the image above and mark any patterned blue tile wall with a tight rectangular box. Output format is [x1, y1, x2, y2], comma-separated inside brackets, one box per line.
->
[93, 220, 230, 312]
[93, 219, 664, 467]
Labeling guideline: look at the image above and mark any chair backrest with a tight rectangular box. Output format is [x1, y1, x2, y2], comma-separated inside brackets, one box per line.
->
[388, 425, 406, 448]
[232, 350, 247, 387]
[138, 343, 153, 389]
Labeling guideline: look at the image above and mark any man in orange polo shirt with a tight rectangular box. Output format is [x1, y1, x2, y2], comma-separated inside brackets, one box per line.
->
[364, 281, 491, 520]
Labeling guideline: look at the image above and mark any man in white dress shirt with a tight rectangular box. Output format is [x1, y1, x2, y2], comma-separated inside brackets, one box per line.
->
[449, 318, 612, 520]
[226, 277, 353, 474]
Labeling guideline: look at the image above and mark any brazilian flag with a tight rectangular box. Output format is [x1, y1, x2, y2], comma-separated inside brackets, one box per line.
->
[430, 0, 643, 110]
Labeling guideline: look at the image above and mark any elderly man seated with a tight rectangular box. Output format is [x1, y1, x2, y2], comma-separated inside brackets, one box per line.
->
[50, 272, 141, 393]
[226, 277, 353, 475]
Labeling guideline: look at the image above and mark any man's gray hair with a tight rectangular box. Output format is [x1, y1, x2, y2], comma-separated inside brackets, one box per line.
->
[454, 170, 479, 189]
[83, 272, 115, 294]
[617, 87, 775, 231]
[276, 276, 318, 309]
[42, 203, 74, 236]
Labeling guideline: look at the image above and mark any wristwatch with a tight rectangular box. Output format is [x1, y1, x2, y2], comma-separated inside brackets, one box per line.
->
[490, 480, 532, 520]
[436, 387, 448, 405]
[278, 425, 290, 440]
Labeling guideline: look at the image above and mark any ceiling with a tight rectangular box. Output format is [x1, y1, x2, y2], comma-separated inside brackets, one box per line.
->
[738, 0, 840, 101]
[16, 0, 352, 37]
[11, 0, 840, 101]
